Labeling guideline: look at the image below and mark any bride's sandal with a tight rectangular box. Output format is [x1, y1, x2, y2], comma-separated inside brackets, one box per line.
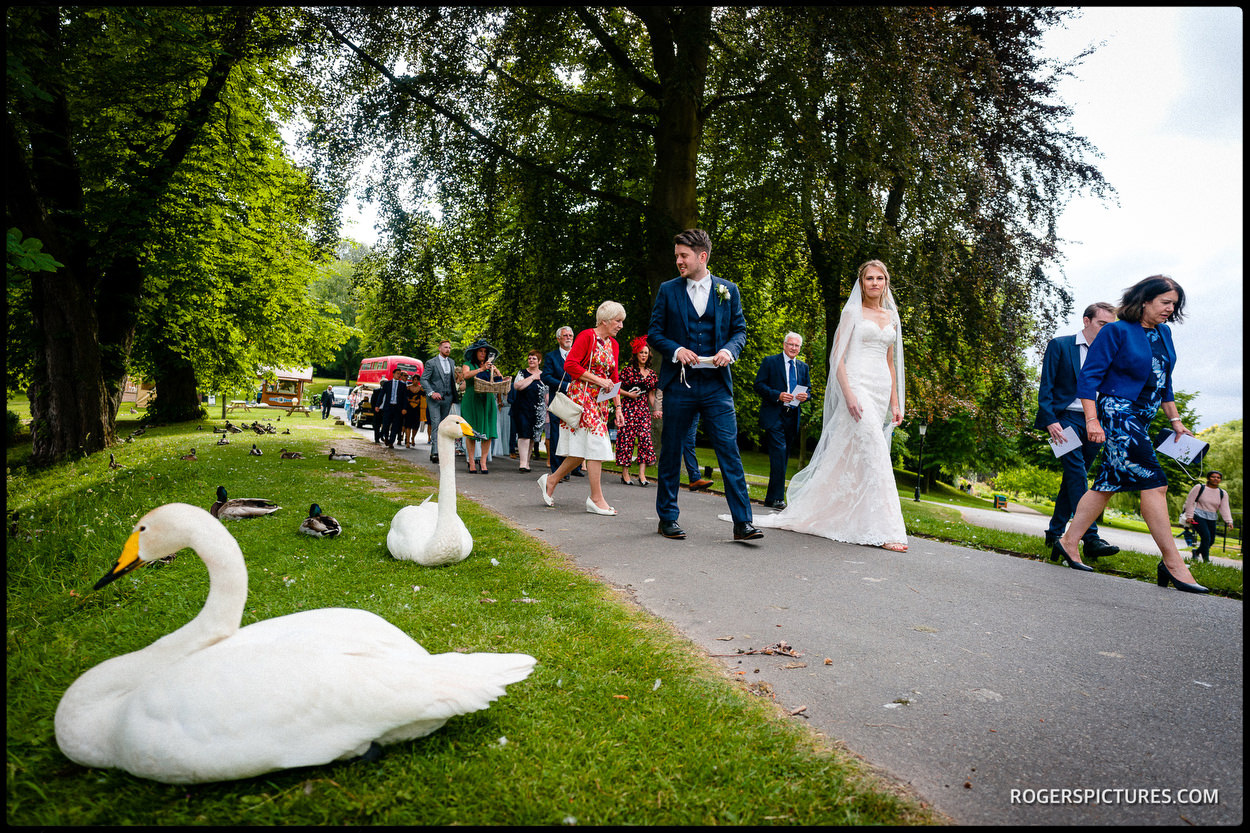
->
[882, 542, 908, 552]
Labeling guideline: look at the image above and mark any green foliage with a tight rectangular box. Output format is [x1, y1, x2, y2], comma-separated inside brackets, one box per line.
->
[993, 465, 1064, 501]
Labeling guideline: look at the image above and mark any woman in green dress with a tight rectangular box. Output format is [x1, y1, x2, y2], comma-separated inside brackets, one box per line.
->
[460, 339, 500, 473]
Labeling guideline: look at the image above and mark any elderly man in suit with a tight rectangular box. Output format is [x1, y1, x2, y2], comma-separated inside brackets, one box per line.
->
[370, 378, 390, 445]
[1034, 301, 1120, 559]
[540, 326, 583, 480]
[754, 332, 811, 510]
[648, 229, 760, 542]
[422, 339, 459, 463]
[382, 371, 409, 449]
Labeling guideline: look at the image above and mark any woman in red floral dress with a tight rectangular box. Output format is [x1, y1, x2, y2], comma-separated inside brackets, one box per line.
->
[539, 301, 625, 515]
[614, 336, 659, 486]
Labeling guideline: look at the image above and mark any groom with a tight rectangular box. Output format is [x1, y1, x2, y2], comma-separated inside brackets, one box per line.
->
[648, 229, 761, 541]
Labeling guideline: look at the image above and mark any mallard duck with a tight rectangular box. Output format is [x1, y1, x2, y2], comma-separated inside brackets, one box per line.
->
[108, 453, 122, 470]
[225, 422, 242, 434]
[282, 428, 291, 435]
[179, 449, 197, 461]
[279, 449, 303, 460]
[249, 444, 263, 456]
[328, 448, 356, 462]
[54, 503, 535, 784]
[212, 426, 228, 434]
[216, 435, 229, 446]
[299, 503, 342, 537]
[209, 485, 280, 520]
[387, 416, 475, 566]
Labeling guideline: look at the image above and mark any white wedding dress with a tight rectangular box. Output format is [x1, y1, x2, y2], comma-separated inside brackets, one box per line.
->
[751, 320, 907, 546]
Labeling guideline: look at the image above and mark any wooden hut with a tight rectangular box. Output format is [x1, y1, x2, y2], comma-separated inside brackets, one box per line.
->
[257, 366, 313, 411]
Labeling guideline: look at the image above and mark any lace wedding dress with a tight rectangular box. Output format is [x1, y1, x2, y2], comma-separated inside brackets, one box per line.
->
[750, 320, 907, 546]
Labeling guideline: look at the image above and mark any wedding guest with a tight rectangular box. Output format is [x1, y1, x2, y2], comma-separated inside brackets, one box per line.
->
[1057, 275, 1207, 593]
[512, 350, 547, 473]
[539, 302, 625, 515]
[460, 339, 501, 474]
[1034, 302, 1119, 559]
[614, 336, 659, 486]
[1182, 471, 1234, 563]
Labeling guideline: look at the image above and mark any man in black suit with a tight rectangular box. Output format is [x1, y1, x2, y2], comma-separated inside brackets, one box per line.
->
[540, 326, 583, 479]
[754, 332, 811, 509]
[383, 372, 410, 448]
[370, 379, 390, 445]
[1034, 301, 1119, 559]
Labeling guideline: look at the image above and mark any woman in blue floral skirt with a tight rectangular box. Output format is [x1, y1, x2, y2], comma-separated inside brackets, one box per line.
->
[1055, 275, 1207, 593]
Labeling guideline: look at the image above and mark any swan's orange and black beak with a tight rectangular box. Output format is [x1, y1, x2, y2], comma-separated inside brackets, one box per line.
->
[459, 420, 476, 437]
[94, 529, 145, 590]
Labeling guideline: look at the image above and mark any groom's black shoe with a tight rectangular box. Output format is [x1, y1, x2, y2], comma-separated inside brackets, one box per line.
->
[658, 520, 686, 539]
[733, 522, 764, 541]
[763, 500, 787, 510]
[1082, 536, 1120, 560]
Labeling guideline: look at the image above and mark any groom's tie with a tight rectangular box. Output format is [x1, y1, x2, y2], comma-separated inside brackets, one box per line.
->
[787, 358, 797, 393]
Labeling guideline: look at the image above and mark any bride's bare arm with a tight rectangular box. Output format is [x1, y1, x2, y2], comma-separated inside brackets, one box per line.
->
[886, 345, 902, 426]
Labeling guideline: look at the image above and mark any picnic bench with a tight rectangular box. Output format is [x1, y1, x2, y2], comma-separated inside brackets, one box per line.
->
[227, 400, 252, 413]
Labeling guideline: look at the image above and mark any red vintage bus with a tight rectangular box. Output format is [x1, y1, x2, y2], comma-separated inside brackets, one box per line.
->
[356, 355, 424, 386]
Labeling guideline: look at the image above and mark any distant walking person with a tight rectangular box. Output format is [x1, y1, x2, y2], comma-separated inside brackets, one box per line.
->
[1182, 471, 1234, 563]
[541, 326, 583, 480]
[320, 386, 333, 419]
[1034, 302, 1120, 560]
[1057, 275, 1207, 593]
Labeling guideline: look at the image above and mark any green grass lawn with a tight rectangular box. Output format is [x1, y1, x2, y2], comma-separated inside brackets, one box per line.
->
[6, 418, 937, 825]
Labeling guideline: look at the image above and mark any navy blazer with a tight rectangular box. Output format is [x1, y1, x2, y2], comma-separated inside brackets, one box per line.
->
[647, 274, 748, 393]
[1077, 319, 1176, 404]
[540, 348, 572, 402]
[754, 352, 810, 429]
[1034, 334, 1082, 430]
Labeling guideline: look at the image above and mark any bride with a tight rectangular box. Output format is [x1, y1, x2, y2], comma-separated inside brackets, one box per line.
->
[750, 260, 908, 551]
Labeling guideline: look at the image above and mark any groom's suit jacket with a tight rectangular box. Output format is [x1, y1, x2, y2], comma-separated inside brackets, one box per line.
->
[754, 352, 811, 430]
[647, 274, 748, 394]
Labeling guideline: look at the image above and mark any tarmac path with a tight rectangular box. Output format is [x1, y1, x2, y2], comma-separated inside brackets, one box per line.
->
[349, 420, 1243, 825]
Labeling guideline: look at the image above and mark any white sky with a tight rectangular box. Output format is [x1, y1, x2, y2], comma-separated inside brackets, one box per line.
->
[1040, 7, 1243, 431]
[340, 7, 1244, 431]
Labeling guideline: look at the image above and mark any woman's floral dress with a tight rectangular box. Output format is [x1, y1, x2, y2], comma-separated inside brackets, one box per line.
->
[1091, 326, 1170, 492]
[568, 337, 616, 439]
[614, 364, 657, 466]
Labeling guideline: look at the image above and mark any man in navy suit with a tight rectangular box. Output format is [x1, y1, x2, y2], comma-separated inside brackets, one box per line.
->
[648, 229, 761, 541]
[1034, 302, 1119, 559]
[540, 326, 583, 480]
[754, 332, 811, 509]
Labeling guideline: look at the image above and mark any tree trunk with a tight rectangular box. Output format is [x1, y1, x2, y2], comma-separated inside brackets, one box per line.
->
[148, 348, 206, 424]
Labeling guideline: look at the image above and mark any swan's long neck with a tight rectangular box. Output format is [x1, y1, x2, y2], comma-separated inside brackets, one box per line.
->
[151, 512, 247, 653]
[436, 429, 458, 519]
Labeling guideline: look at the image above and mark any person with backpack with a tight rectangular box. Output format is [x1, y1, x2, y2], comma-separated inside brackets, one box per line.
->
[1182, 471, 1235, 563]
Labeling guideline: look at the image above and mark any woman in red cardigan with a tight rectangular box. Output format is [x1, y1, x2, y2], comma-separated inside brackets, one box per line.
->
[539, 301, 625, 515]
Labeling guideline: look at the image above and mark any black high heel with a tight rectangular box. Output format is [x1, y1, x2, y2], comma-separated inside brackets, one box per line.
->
[1157, 561, 1209, 594]
[1051, 541, 1094, 572]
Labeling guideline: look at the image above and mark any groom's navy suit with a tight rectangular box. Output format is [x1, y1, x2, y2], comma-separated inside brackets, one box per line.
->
[1035, 332, 1102, 541]
[648, 274, 753, 524]
[754, 352, 810, 505]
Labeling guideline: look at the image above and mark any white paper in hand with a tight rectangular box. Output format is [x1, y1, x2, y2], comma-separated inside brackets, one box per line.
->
[597, 381, 621, 402]
[1048, 425, 1081, 458]
[1156, 432, 1208, 465]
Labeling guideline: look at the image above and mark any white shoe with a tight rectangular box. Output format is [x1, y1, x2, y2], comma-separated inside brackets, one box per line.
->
[538, 474, 554, 507]
[585, 497, 617, 516]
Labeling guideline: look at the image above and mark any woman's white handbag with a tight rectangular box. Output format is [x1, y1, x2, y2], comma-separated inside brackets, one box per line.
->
[548, 391, 583, 431]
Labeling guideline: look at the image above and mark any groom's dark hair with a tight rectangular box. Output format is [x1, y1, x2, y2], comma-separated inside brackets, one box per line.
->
[674, 228, 712, 257]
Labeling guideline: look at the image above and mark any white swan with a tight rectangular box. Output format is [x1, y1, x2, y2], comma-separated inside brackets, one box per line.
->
[387, 416, 476, 566]
[54, 502, 536, 784]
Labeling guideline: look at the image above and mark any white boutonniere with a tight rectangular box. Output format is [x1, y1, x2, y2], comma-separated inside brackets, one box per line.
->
[715, 284, 730, 305]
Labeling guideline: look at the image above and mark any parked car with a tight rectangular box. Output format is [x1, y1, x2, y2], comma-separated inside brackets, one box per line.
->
[330, 385, 351, 408]
[351, 383, 381, 428]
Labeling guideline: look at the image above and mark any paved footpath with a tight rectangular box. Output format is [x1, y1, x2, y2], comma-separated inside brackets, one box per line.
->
[356, 425, 1243, 825]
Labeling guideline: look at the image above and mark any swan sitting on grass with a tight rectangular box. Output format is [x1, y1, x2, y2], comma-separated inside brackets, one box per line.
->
[54, 503, 536, 784]
[387, 416, 476, 566]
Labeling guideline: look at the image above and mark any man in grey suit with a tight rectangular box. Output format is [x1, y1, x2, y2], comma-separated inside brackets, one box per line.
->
[422, 339, 459, 463]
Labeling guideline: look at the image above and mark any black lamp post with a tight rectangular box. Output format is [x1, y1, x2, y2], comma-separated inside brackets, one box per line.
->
[913, 422, 928, 502]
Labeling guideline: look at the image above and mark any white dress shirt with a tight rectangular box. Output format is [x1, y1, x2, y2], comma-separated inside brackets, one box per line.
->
[1066, 331, 1092, 412]
[687, 276, 711, 317]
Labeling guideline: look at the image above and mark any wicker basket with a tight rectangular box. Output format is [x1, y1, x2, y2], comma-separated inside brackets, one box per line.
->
[473, 372, 512, 395]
